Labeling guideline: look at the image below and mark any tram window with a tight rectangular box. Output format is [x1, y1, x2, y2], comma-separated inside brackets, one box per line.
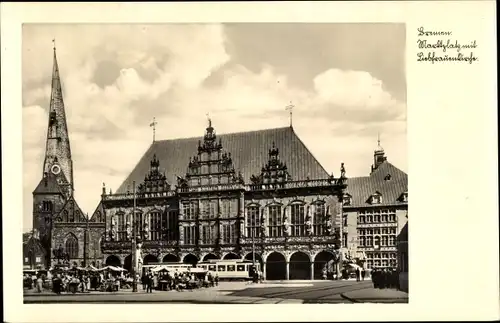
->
[209, 265, 216, 271]
[217, 265, 226, 271]
[237, 265, 246, 271]
[227, 265, 235, 272]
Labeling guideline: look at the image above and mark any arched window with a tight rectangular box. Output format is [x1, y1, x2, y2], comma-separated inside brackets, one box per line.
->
[290, 203, 305, 236]
[62, 210, 69, 222]
[246, 206, 260, 238]
[117, 212, 126, 240]
[68, 210, 75, 222]
[95, 211, 101, 222]
[65, 234, 78, 258]
[268, 205, 282, 237]
[312, 203, 325, 235]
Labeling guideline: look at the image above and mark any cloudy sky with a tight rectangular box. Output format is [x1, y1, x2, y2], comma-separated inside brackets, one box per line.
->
[22, 23, 406, 231]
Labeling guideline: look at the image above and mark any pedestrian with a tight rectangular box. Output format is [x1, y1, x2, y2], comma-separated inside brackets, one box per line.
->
[53, 274, 62, 294]
[147, 272, 153, 293]
[322, 268, 327, 280]
[381, 269, 387, 289]
[153, 273, 158, 291]
[371, 268, 378, 288]
[36, 275, 43, 293]
[361, 268, 366, 281]
[214, 273, 219, 286]
[355, 267, 360, 282]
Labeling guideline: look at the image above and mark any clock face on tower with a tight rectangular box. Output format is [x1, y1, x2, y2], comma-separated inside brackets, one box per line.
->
[51, 164, 61, 175]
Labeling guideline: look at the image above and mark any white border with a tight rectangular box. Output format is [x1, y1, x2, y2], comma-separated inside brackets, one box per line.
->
[2, 1, 498, 322]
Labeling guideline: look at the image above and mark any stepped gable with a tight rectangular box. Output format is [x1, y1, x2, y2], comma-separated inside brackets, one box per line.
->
[116, 126, 330, 193]
[345, 161, 408, 208]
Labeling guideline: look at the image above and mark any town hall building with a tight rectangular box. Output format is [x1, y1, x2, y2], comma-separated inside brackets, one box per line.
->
[25, 47, 408, 281]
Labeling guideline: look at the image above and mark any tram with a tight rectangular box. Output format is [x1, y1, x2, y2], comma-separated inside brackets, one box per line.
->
[196, 259, 261, 281]
[141, 262, 192, 276]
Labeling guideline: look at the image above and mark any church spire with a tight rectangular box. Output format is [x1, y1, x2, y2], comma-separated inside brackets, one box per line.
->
[43, 41, 74, 197]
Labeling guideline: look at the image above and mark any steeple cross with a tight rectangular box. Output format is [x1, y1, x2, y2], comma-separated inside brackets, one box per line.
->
[52, 38, 56, 50]
[150, 117, 158, 142]
[285, 101, 294, 127]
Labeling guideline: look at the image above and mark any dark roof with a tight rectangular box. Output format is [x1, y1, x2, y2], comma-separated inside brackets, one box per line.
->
[117, 126, 329, 193]
[32, 172, 64, 195]
[344, 161, 408, 208]
[23, 237, 46, 256]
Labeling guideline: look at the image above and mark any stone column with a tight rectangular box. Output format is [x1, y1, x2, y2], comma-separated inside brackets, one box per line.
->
[310, 262, 314, 280]
[263, 261, 267, 280]
[286, 261, 290, 280]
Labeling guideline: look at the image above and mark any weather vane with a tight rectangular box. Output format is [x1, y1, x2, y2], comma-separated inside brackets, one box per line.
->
[206, 113, 211, 127]
[285, 101, 294, 127]
[150, 117, 158, 142]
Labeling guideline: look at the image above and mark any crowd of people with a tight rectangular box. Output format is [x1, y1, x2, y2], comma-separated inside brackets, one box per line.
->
[23, 270, 137, 294]
[371, 268, 400, 289]
[140, 269, 220, 292]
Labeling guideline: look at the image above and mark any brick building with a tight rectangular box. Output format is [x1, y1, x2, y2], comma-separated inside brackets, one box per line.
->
[28, 46, 105, 270]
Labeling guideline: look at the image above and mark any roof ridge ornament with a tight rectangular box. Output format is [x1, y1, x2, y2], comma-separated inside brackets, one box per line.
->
[285, 101, 294, 128]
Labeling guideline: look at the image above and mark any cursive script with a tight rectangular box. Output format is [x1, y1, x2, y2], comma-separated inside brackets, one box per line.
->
[416, 27, 478, 64]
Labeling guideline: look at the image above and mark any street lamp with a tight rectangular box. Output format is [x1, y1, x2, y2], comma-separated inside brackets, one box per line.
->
[131, 181, 138, 292]
[252, 224, 256, 271]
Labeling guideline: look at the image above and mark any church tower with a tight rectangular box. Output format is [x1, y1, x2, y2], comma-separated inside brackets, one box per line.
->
[31, 44, 74, 268]
[43, 43, 74, 198]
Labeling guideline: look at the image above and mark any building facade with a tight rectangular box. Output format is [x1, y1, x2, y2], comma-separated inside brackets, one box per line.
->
[101, 123, 347, 280]
[341, 143, 408, 272]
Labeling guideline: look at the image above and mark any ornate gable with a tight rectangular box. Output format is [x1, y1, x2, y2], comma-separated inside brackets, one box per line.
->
[180, 119, 242, 187]
[137, 154, 170, 193]
[250, 142, 291, 185]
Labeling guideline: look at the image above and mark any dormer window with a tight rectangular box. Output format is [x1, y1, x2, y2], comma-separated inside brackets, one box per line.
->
[400, 192, 408, 202]
[384, 174, 392, 181]
[370, 192, 382, 205]
[343, 193, 352, 206]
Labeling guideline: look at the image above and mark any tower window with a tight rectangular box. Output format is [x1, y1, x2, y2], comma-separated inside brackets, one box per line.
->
[42, 201, 53, 212]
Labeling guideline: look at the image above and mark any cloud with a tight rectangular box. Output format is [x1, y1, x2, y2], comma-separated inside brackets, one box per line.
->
[22, 24, 406, 231]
